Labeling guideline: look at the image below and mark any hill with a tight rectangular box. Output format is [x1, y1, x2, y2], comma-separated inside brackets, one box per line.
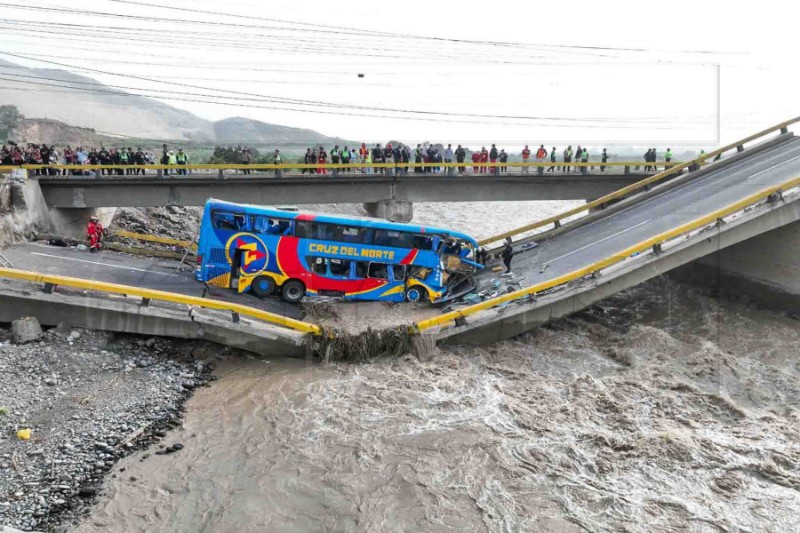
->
[9, 118, 121, 147]
[0, 59, 344, 147]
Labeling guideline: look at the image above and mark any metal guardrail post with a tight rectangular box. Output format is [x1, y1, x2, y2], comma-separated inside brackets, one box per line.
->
[625, 165, 630, 175]
[218, 169, 224, 179]
[43, 282, 55, 294]
[157, 169, 163, 177]
[737, 145, 745, 153]
[275, 169, 282, 178]
[141, 297, 151, 307]
[781, 127, 789, 134]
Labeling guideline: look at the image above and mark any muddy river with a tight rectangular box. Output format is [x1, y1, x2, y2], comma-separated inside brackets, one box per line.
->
[72, 276, 800, 533]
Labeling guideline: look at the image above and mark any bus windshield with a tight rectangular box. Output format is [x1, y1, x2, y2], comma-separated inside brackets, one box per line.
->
[195, 199, 482, 305]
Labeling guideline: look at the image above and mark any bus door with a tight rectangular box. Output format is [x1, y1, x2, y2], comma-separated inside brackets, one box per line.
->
[205, 211, 247, 288]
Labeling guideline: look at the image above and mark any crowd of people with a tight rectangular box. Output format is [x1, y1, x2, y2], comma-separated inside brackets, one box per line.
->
[1, 140, 689, 177]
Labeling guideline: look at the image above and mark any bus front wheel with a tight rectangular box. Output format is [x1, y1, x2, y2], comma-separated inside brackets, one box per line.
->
[405, 286, 426, 303]
[281, 280, 306, 303]
[251, 276, 276, 298]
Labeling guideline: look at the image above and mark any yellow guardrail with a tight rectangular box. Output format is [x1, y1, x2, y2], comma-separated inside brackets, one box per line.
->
[0, 267, 322, 336]
[113, 230, 197, 250]
[477, 116, 800, 246]
[1, 161, 670, 172]
[415, 174, 800, 334]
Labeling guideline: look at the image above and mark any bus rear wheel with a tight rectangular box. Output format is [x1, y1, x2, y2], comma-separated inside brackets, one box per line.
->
[251, 275, 276, 298]
[281, 280, 306, 303]
[405, 286, 426, 303]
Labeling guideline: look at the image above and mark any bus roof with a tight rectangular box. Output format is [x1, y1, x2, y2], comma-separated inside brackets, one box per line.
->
[205, 198, 478, 245]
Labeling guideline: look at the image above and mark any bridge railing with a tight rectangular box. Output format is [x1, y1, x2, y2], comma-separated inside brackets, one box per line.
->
[0, 267, 321, 336]
[476, 116, 800, 247]
[413, 173, 800, 334]
[1, 161, 672, 176]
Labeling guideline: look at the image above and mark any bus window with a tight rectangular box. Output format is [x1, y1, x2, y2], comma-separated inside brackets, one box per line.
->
[355, 261, 369, 279]
[368, 262, 389, 280]
[306, 257, 327, 274]
[329, 258, 351, 277]
[341, 226, 363, 243]
[392, 265, 407, 281]
[277, 220, 293, 236]
[212, 211, 245, 231]
[412, 235, 433, 250]
[295, 220, 311, 239]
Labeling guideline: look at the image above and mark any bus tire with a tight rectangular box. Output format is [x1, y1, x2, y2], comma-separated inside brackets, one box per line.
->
[405, 286, 426, 303]
[251, 275, 276, 298]
[281, 280, 306, 303]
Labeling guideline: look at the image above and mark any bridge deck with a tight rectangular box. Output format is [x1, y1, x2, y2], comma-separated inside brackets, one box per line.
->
[485, 136, 800, 289]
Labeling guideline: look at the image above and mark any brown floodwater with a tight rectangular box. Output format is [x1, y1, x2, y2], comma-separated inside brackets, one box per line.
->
[74, 277, 800, 533]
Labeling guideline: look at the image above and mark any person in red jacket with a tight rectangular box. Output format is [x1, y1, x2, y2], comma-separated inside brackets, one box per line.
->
[479, 147, 489, 174]
[317, 147, 327, 175]
[87, 216, 104, 252]
[471, 151, 480, 173]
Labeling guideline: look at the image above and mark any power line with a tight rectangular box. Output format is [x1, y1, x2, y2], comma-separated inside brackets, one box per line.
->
[0, 51, 707, 126]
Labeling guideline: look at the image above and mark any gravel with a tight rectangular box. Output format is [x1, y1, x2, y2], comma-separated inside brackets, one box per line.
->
[0, 321, 219, 532]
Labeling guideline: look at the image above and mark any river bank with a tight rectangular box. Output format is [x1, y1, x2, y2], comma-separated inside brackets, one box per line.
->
[0, 323, 220, 533]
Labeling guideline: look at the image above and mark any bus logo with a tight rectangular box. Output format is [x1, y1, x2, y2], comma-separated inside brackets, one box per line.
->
[225, 233, 269, 274]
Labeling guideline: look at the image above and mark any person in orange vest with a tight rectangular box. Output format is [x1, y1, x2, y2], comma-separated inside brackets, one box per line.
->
[521, 145, 531, 174]
[87, 215, 104, 253]
[535, 145, 547, 175]
[359, 143, 369, 173]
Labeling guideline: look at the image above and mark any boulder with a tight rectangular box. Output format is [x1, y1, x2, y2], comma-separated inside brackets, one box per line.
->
[12, 316, 43, 344]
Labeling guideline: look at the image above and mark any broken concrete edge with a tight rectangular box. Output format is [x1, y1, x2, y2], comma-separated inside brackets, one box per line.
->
[432, 191, 800, 346]
[0, 281, 309, 358]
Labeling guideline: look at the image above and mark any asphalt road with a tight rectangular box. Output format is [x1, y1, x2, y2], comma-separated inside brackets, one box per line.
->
[1, 243, 305, 319]
[486, 137, 800, 288]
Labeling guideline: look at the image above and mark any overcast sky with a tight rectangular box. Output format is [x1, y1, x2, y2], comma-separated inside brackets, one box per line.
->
[0, 0, 796, 147]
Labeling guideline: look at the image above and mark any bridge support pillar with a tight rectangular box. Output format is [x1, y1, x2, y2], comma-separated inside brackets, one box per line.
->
[671, 219, 800, 311]
[363, 200, 413, 223]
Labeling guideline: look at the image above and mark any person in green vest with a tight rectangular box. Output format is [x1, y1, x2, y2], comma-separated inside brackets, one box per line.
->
[168, 150, 177, 165]
[580, 147, 589, 175]
[175, 148, 188, 175]
[665, 148, 673, 170]
[563, 146, 573, 173]
[119, 147, 129, 176]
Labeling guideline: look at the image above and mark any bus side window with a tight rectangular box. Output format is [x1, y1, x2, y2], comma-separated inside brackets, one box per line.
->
[295, 221, 311, 239]
[253, 216, 271, 233]
[368, 262, 389, 280]
[412, 235, 433, 250]
[306, 257, 327, 274]
[392, 265, 407, 282]
[355, 261, 369, 278]
[329, 259, 351, 277]
[212, 211, 236, 230]
[233, 214, 247, 230]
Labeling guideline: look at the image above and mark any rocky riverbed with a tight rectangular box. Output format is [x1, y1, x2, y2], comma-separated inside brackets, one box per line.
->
[0, 320, 219, 533]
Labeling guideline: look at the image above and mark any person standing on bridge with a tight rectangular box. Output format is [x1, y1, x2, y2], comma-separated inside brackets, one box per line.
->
[455, 144, 466, 174]
[643, 148, 652, 172]
[240, 147, 251, 175]
[341, 145, 351, 173]
[175, 149, 188, 175]
[521, 145, 531, 174]
[489, 144, 499, 175]
[548, 146, 557, 172]
[400, 144, 410, 174]
[331, 144, 341, 170]
[444, 144, 454, 175]
[480, 147, 489, 174]
[536, 145, 547, 175]
[574, 146, 582, 174]
[471, 149, 480, 174]
[563, 146, 573, 173]
[664, 147, 673, 170]
[501, 236, 514, 274]
[317, 146, 327, 175]
[499, 149, 508, 173]
[601, 148, 608, 172]
[273, 149, 282, 177]
[580, 147, 589, 175]
[302, 148, 313, 174]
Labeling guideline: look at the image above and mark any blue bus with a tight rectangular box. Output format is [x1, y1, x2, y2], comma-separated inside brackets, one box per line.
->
[195, 199, 482, 304]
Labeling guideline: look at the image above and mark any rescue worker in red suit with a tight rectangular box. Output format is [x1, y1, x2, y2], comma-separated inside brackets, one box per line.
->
[480, 148, 489, 174]
[87, 216, 104, 253]
[471, 151, 480, 173]
[317, 147, 327, 175]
